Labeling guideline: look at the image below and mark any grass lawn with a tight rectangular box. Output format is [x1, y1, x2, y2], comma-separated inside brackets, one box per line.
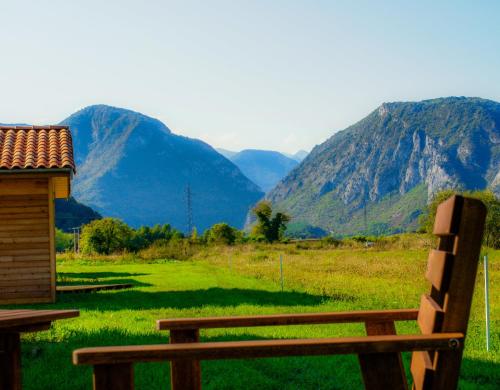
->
[7, 246, 500, 389]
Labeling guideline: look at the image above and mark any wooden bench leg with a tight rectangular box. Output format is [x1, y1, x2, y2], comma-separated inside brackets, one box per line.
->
[170, 329, 201, 390]
[0, 333, 22, 390]
[93, 363, 134, 390]
[358, 321, 408, 390]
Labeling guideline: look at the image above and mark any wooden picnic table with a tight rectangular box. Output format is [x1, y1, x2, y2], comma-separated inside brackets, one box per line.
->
[0, 309, 79, 390]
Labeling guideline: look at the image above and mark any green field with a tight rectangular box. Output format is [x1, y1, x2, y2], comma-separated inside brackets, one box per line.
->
[9, 245, 500, 389]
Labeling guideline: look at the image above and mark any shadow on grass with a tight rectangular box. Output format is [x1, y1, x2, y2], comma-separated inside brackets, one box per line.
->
[56, 278, 152, 288]
[55, 287, 336, 310]
[23, 329, 363, 390]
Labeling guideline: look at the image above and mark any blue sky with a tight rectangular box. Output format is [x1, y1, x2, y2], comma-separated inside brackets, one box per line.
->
[1, 0, 499, 153]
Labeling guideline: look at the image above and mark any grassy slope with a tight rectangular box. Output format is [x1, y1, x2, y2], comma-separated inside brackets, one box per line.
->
[280, 184, 429, 236]
[7, 246, 500, 389]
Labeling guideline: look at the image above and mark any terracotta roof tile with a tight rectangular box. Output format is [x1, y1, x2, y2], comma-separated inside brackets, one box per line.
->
[0, 126, 75, 172]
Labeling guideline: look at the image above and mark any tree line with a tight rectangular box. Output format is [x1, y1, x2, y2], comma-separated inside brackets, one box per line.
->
[56, 190, 499, 255]
[57, 200, 291, 254]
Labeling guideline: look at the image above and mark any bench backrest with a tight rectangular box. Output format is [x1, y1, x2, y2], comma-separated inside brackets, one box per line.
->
[411, 195, 486, 389]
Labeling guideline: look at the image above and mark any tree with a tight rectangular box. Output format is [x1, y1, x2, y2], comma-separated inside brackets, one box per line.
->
[251, 200, 291, 242]
[420, 189, 500, 248]
[55, 228, 73, 252]
[80, 218, 133, 254]
[205, 223, 237, 245]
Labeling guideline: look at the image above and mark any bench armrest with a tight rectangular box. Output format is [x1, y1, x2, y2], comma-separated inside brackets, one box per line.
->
[157, 309, 419, 330]
[73, 332, 463, 365]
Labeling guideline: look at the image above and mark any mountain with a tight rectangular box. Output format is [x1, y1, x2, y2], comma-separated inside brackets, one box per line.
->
[285, 150, 309, 162]
[216, 148, 238, 159]
[61, 105, 263, 231]
[229, 149, 299, 192]
[267, 97, 500, 236]
[55, 197, 102, 232]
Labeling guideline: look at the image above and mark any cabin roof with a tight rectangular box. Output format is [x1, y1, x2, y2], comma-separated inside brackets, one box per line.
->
[0, 126, 75, 173]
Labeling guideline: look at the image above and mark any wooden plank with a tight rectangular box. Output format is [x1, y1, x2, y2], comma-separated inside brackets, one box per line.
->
[0, 194, 47, 202]
[0, 309, 79, 329]
[432, 197, 487, 390]
[73, 333, 464, 366]
[0, 261, 53, 269]
[0, 206, 48, 214]
[0, 242, 49, 251]
[0, 237, 49, 244]
[0, 278, 51, 287]
[0, 248, 49, 256]
[0, 254, 49, 262]
[417, 294, 444, 335]
[0, 291, 52, 299]
[433, 195, 463, 236]
[170, 329, 201, 390]
[358, 321, 408, 390]
[0, 218, 48, 225]
[410, 351, 434, 390]
[0, 267, 50, 275]
[93, 363, 134, 390]
[53, 176, 70, 199]
[0, 187, 48, 196]
[0, 285, 51, 293]
[157, 309, 419, 330]
[426, 250, 454, 292]
[0, 297, 53, 305]
[0, 204, 46, 209]
[48, 178, 56, 302]
[0, 231, 49, 239]
[0, 273, 51, 281]
[0, 224, 49, 232]
[0, 333, 22, 390]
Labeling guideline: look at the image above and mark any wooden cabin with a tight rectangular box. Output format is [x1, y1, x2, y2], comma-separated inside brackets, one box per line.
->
[0, 126, 75, 304]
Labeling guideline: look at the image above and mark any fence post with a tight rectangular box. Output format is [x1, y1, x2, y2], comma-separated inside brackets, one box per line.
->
[484, 254, 490, 352]
[280, 254, 284, 292]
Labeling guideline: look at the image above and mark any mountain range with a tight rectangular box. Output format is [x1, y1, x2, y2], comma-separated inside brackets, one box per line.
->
[267, 97, 500, 236]
[5, 96, 497, 236]
[224, 149, 299, 192]
[61, 105, 263, 231]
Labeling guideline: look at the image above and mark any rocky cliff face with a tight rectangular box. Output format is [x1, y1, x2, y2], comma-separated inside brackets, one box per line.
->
[268, 97, 500, 235]
[62, 105, 263, 231]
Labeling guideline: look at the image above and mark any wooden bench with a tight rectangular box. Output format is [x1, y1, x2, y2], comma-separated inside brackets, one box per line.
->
[73, 195, 486, 390]
[0, 309, 79, 390]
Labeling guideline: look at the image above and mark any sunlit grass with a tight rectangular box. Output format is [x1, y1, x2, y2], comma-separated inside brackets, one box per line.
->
[7, 243, 499, 389]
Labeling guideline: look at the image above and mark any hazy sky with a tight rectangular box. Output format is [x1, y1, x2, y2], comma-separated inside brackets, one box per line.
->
[1, 1, 499, 153]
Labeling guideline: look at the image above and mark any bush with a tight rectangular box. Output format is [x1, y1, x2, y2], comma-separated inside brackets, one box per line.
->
[55, 228, 73, 252]
[130, 224, 182, 251]
[420, 189, 500, 248]
[138, 238, 199, 260]
[80, 218, 133, 255]
[205, 223, 238, 245]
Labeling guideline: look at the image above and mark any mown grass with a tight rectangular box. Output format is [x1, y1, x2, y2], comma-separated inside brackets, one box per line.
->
[7, 242, 500, 389]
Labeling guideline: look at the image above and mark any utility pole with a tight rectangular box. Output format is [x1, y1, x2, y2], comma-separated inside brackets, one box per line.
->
[71, 227, 81, 254]
[185, 184, 193, 235]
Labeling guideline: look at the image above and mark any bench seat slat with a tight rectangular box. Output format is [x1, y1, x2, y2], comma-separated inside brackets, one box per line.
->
[157, 309, 419, 330]
[73, 333, 463, 366]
